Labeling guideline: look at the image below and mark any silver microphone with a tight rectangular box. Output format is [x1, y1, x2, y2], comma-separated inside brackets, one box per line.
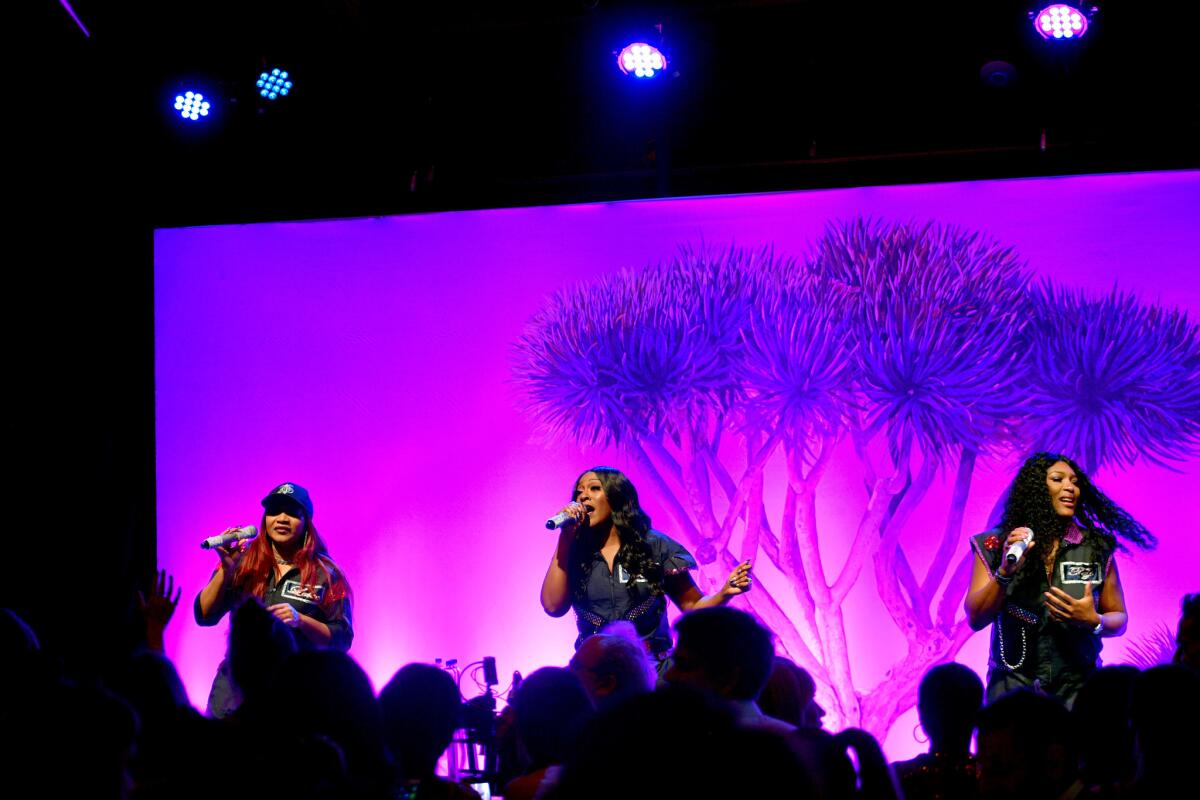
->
[545, 504, 593, 530]
[1004, 529, 1034, 565]
[201, 525, 258, 550]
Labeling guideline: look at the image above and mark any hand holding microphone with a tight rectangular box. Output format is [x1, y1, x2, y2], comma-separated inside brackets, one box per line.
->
[201, 525, 257, 576]
[201, 525, 258, 550]
[1001, 527, 1034, 576]
[546, 503, 594, 530]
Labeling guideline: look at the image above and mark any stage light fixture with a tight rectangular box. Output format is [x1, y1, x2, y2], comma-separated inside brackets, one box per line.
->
[980, 60, 1018, 88]
[617, 43, 667, 78]
[256, 68, 293, 101]
[173, 91, 211, 121]
[1033, 4, 1090, 40]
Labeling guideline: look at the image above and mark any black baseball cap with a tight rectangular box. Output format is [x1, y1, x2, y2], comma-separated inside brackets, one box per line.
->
[261, 482, 314, 518]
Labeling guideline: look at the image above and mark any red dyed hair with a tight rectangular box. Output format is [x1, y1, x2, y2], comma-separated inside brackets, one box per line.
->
[231, 512, 352, 614]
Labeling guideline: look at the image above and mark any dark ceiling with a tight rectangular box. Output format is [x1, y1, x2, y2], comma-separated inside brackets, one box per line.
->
[34, 1, 1200, 223]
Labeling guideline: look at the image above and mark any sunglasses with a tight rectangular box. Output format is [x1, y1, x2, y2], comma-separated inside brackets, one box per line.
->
[264, 501, 304, 517]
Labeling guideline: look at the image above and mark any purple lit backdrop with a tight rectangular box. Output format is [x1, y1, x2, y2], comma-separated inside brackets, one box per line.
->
[156, 171, 1200, 759]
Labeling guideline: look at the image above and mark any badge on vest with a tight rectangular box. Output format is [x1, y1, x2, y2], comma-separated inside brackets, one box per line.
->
[1059, 561, 1102, 585]
[615, 565, 647, 586]
[281, 580, 325, 605]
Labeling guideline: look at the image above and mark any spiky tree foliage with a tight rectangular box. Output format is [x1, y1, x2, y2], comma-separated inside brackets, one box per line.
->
[514, 247, 765, 446]
[812, 220, 1030, 458]
[741, 263, 857, 446]
[511, 218, 1200, 740]
[1022, 283, 1200, 471]
[1120, 623, 1178, 669]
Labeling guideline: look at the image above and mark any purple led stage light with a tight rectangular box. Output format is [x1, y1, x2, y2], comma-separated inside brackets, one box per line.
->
[1034, 4, 1089, 40]
[256, 68, 293, 101]
[173, 91, 211, 121]
[617, 43, 667, 78]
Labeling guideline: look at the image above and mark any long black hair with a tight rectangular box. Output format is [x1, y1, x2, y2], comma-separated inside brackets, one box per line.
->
[999, 452, 1156, 553]
[569, 467, 664, 599]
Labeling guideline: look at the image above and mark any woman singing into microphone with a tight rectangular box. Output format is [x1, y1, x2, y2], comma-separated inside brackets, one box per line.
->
[964, 453, 1153, 706]
[541, 467, 752, 668]
[194, 482, 353, 717]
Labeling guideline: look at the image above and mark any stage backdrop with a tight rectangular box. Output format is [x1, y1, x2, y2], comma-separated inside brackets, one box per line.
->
[157, 170, 1200, 759]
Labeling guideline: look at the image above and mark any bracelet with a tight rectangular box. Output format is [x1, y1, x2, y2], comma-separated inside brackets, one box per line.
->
[994, 571, 1014, 587]
[1091, 619, 1103, 635]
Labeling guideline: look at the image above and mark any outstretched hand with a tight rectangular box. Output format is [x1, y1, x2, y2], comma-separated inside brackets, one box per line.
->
[137, 568, 182, 651]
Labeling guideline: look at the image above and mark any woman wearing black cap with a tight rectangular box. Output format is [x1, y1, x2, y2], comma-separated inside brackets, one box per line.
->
[195, 482, 353, 717]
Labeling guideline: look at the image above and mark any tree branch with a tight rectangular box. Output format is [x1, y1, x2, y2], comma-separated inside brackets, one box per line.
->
[780, 484, 825, 665]
[921, 447, 976, 606]
[678, 422, 722, 543]
[831, 476, 896, 605]
[879, 450, 939, 628]
[788, 443, 861, 724]
[874, 448, 937, 635]
[719, 547, 829, 686]
[626, 438, 702, 545]
[717, 429, 783, 547]
[936, 551, 974, 631]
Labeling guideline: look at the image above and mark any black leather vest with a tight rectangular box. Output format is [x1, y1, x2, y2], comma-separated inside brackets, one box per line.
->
[970, 525, 1114, 683]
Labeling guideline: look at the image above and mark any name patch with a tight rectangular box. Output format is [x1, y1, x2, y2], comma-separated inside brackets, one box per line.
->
[281, 580, 325, 605]
[614, 564, 650, 586]
[1059, 561, 1103, 585]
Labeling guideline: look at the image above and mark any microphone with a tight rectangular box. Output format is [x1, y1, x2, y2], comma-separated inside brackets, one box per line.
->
[201, 525, 258, 550]
[545, 504, 593, 530]
[1004, 529, 1034, 566]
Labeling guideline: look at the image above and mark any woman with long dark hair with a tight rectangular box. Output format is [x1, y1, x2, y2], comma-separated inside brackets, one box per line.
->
[540, 467, 751, 666]
[195, 482, 353, 717]
[964, 453, 1153, 706]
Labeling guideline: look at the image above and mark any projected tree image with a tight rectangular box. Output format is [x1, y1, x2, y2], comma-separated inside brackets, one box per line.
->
[512, 218, 1200, 738]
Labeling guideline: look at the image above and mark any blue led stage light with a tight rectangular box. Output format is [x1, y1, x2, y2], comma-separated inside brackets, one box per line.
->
[617, 43, 667, 78]
[173, 91, 211, 121]
[256, 68, 293, 100]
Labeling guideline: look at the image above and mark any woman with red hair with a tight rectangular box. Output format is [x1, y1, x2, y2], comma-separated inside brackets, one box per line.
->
[195, 482, 353, 717]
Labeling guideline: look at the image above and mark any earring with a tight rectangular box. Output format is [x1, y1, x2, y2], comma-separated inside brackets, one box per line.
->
[913, 723, 928, 745]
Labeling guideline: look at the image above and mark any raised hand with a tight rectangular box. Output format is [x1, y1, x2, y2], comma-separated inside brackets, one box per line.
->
[137, 568, 182, 651]
[722, 560, 754, 597]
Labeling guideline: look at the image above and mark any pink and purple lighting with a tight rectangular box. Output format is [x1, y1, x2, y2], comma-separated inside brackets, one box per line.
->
[618, 43, 667, 78]
[156, 170, 1200, 760]
[1035, 4, 1089, 40]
